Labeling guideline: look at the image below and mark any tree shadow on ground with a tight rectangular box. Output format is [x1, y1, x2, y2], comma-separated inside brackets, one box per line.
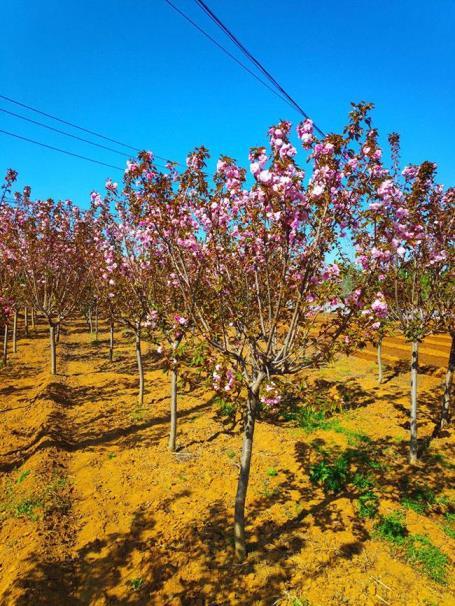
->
[384, 359, 444, 384]
[0, 392, 218, 472]
[1, 417, 453, 605]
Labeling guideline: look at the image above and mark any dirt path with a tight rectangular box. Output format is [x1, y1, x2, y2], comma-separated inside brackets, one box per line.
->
[0, 323, 454, 605]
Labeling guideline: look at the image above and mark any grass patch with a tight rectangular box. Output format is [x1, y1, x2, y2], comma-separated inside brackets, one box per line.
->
[401, 484, 436, 514]
[375, 511, 449, 584]
[441, 512, 455, 539]
[406, 535, 449, 584]
[284, 407, 328, 432]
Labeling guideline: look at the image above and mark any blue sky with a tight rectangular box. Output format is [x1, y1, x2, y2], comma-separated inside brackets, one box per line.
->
[1, 0, 454, 206]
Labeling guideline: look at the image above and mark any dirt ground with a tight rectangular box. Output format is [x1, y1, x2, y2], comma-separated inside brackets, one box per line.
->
[0, 320, 453, 605]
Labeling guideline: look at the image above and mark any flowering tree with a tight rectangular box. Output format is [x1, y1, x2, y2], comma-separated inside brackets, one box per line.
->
[120, 160, 193, 449]
[0, 170, 20, 367]
[90, 163, 164, 407]
[127, 106, 376, 559]
[5, 189, 92, 374]
[355, 133, 454, 463]
[431, 188, 455, 433]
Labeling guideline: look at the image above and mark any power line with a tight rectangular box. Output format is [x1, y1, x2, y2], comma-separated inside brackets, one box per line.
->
[0, 107, 132, 158]
[193, 0, 326, 137]
[0, 93, 179, 165]
[176, 0, 325, 138]
[0, 128, 125, 171]
[163, 0, 297, 113]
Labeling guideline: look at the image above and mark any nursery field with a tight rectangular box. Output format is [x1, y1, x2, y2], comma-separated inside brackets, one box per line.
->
[0, 321, 453, 606]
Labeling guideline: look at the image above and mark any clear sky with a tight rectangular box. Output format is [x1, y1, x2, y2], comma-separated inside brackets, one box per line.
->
[1, 0, 454, 207]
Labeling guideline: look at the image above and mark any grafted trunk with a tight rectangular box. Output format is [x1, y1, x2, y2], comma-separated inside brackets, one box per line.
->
[437, 333, 455, 432]
[234, 372, 265, 560]
[109, 321, 114, 362]
[409, 341, 419, 464]
[50, 323, 57, 375]
[377, 339, 383, 384]
[12, 311, 17, 353]
[2, 324, 8, 366]
[24, 307, 29, 337]
[135, 327, 144, 407]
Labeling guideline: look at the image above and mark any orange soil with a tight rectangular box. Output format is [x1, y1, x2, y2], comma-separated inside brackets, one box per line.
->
[0, 322, 453, 605]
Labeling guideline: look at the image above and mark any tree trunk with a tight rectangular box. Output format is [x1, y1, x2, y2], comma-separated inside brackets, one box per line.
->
[168, 364, 178, 451]
[437, 333, 455, 432]
[31, 307, 36, 332]
[24, 307, 29, 337]
[12, 311, 17, 353]
[234, 372, 265, 560]
[50, 323, 57, 375]
[109, 321, 114, 362]
[409, 341, 419, 464]
[135, 327, 144, 407]
[377, 339, 383, 384]
[2, 324, 8, 366]
[55, 323, 61, 344]
[88, 308, 93, 334]
[95, 305, 99, 341]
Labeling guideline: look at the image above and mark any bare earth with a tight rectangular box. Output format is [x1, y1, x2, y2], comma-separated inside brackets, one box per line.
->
[0, 321, 453, 605]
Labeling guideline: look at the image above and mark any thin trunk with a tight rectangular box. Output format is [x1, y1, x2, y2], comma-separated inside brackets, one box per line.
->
[55, 323, 61, 344]
[409, 340, 419, 464]
[135, 327, 144, 407]
[2, 324, 8, 366]
[109, 321, 114, 362]
[95, 305, 99, 341]
[24, 307, 29, 337]
[12, 311, 17, 353]
[234, 372, 265, 560]
[88, 308, 93, 334]
[50, 324, 57, 375]
[31, 308, 36, 332]
[169, 341, 179, 451]
[437, 333, 455, 432]
[377, 339, 383, 384]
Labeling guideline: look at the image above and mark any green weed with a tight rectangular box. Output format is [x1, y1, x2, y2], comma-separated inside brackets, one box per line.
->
[216, 397, 236, 418]
[357, 490, 379, 519]
[16, 470, 31, 484]
[129, 577, 144, 591]
[374, 511, 407, 543]
[309, 455, 349, 494]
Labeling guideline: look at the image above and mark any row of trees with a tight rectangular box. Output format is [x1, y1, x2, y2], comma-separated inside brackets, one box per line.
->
[1, 104, 453, 558]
